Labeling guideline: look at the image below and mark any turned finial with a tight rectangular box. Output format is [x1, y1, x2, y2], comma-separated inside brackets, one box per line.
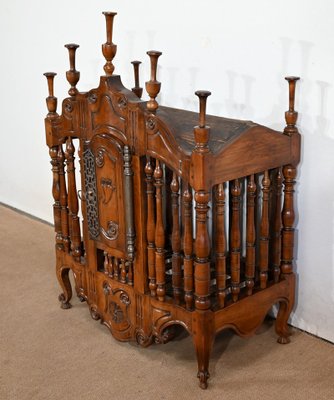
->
[284, 76, 300, 136]
[64, 44, 80, 96]
[145, 50, 162, 112]
[43, 72, 58, 117]
[131, 60, 143, 98]
[102, 11, 117, 76]
[194, 90, 211, 151]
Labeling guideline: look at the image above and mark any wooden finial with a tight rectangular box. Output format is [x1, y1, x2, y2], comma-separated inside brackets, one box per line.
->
[64, 44, 80, 96]
[102, 11, 117, 76]
[43, 72, 58, 117]
[145, 50, 162, 112]
[284, 76, 300, 136]
[131, 60, 143, 98]
[194, 90, 211, 151]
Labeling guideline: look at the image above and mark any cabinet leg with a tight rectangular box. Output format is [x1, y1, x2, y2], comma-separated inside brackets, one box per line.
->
[275, 274, 295, 344]
[57, 266, 73, 309]
[192, 311, 215, 389]
[275, 299, 293, 344]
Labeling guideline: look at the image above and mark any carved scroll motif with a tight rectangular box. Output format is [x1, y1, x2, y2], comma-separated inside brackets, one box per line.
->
[101, 220, 119, 241]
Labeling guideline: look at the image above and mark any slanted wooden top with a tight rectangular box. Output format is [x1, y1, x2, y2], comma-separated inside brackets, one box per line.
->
[157, 106, 257, 154]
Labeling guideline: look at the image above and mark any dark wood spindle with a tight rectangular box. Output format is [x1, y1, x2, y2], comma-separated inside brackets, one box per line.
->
[215, 183, 226, 307]
[58, 144, 70, 252]
[194, 190, 211, 310]
[272, 168, 283, 282]
[114, 258, 119, 281]
[183, 184, 194, 310]
[245, 174, 256, 295]
[108, 254, 114, 278]
[49, 146, 63, 250]
[154, 160, 166, 301]
[65, 137, 81, 261]
[281, 165, 296, 275]
[120, 259, 127, 283]
[259, 171, 270, 289]
[280, 76, 299, 276]
[104, 251, 109, 276]
[145, 157, 156, 297]
[230, 179, 241, 302]
[193, 90, 211, 311]
[171, 172, 182, 304]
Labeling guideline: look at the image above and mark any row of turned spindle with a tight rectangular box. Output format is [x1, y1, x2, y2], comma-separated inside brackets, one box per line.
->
[49, 139, 82, 262]
[144, 162, 287, 310]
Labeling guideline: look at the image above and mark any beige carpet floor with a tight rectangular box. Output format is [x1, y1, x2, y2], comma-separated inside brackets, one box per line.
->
[0, 204, 334, 400]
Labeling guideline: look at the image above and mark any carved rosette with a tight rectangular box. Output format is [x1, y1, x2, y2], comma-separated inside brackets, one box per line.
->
[145, 115, 158, 134]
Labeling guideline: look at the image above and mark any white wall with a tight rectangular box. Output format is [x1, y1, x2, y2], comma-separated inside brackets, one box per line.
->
[1, 0, 333, 342]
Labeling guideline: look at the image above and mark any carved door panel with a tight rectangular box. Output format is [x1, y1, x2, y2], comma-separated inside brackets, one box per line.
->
[83, 134, 126, 254]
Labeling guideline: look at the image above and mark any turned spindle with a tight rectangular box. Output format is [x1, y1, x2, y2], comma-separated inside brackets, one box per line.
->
[64, 44, 80, 96]
[194, 90, 211, 151]
[259, 171, 271, 289]
[280, 76, 299, 275]
[280, 165, 296, 275]
[245, 175, 256, 295]
[272, 168, 283, 283]
[284, 76, 300, 136]
[145, 157, 157, 297]
[58, 144, 70, 253]
[108, 255, 114, 278]
[131, 60, 143, 98]
[194, 190, 211, 310]
[230, 179, 241, 302]
[171, 172, 182, 304]
[104, 251, 109, 276]
[102, 12, 117, 75]
[49, 146, 62, 250]
[65, 137, 81, 261]
[183, 184, 194, 310]
[43, 72, 58, 117]
[215, 183, 226, 307]
[154, 160, 166, 301]
[145, 51, 162, 112]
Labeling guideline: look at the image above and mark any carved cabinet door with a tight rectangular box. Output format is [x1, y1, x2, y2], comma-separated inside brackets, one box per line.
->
[83, 134, 126, 255]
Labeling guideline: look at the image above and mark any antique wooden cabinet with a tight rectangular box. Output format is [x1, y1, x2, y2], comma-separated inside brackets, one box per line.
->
[43, 12, 301, 389]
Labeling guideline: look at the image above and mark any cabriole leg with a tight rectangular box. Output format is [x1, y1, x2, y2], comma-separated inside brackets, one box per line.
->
[56, 265, 73, 309]
[275, 274, 295, 344]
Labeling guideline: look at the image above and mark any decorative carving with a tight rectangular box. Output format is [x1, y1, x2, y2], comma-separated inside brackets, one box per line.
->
[88, 91, 97, 104]
[83, 148, 100, 239]
[89, 304, 101, 320]
[135, 329, 153, 347]
[146, 116, 156, 131]
[100, 177, 116, 204]
[110, 302, 124, 323]
[101, 220, 119, 240]
[95, 149, 105, 167]
[102, 282, 132, 335]
[118, 96, 127, 109]
[64, 100, 73, 113]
